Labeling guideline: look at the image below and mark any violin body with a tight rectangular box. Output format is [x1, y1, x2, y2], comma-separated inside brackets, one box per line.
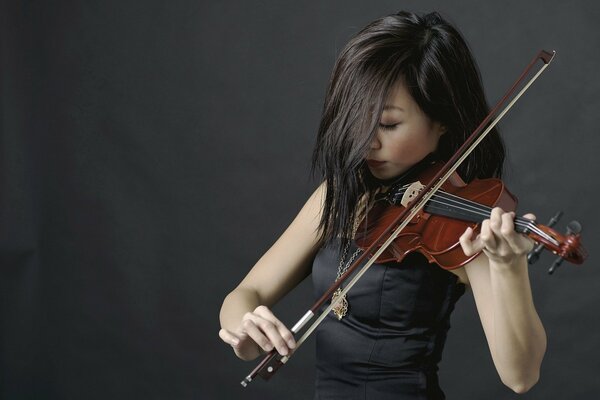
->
[355, 160, 586, 269]
[355, 162, 518, 270]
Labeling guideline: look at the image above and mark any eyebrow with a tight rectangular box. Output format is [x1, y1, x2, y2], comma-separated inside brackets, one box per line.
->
[383, 105, 405, 112]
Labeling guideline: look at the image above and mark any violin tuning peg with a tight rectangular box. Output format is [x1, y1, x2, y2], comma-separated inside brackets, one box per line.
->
[548, 211, 563, 227]
[546, 220, 583, 275]
[566, 220, 582, 235]
[527, 243, 543, 265]
[548, 256, 564, 275]
[527, 211, 563, 265]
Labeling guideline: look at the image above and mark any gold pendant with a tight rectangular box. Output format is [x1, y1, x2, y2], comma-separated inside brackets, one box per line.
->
[331, 288, 348, 320]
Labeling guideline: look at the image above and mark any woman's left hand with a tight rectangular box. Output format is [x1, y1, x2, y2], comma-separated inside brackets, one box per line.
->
[459, 207, 536, 265]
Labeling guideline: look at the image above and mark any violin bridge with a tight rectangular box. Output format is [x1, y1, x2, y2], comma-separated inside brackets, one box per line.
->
[400, 181, 425, 207]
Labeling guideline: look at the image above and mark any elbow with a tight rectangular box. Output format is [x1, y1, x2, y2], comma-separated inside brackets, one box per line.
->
[500, 337, 546, 394]
[503, 371, 540, 394]
[508, 382, 534, 395]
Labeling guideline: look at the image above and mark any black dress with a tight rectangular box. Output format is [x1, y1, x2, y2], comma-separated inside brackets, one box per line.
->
[312, 240, 466, 400]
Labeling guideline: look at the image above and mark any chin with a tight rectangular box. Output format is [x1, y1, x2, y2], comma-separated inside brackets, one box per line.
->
[367, 169, 401, 183]
[369, 168, 405, 181]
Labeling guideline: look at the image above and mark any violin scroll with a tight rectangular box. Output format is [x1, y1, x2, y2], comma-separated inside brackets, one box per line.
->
[526, 211, 587, 274]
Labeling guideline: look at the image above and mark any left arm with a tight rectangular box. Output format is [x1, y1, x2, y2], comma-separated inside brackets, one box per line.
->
[457, 207, 547, 394]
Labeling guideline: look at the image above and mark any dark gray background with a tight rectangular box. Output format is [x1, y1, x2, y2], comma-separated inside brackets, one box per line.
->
[1, 0, 598, 399]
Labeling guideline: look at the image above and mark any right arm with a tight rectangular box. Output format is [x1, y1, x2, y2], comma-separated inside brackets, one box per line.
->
[218, 182, 325, 360]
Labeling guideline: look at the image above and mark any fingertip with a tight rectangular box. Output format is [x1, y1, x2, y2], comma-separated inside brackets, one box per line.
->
[524, 213, 536, 220]
[461, 226, 472, 238]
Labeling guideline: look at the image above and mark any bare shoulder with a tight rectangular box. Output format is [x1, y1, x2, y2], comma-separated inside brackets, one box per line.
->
[236, 182, 326, 306]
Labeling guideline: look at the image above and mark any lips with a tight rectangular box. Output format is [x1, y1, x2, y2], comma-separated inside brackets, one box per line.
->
[366, 159, 386, 168]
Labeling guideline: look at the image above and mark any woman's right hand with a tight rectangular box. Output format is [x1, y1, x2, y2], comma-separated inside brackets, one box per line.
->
[219, 305, 297, 361]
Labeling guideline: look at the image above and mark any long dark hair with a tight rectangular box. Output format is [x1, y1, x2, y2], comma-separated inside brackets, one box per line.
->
[311, 11, 505, 248]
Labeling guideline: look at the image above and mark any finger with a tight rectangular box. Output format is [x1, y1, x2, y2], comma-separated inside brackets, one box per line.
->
[459, 226, 484, 256]
[479, 219, 497, 250]
[499, 211, 515, 238]
[219, 328, 241, 347]
[254, 306, 296, 349]
[458, 227, 473, 255]
[488, 207, 504, 236]
[501, 212, 535, 254]
[241, 318, 275, 353]
[523, 213, 536, 221]
[513, 212, 534, 234]
[244, 313, 290, 356]
[499, 211, 523, 252]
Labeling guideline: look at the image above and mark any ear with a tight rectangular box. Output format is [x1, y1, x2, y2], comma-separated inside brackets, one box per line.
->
[434, 122, 447, 136]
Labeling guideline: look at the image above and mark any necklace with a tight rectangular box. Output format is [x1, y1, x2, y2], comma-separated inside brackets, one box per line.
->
[331, 242, 362, 320]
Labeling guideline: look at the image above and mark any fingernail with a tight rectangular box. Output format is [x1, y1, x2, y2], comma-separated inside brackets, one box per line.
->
[232, 339, 239, 346]
[288, 340, 296, 349]
[266, 343, 274, 351]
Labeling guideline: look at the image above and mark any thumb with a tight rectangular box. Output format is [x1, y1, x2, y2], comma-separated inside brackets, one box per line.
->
[459, 226, 484, 256]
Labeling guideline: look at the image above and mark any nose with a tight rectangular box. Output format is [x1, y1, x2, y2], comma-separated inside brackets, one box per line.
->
[369, 132, 381, 150]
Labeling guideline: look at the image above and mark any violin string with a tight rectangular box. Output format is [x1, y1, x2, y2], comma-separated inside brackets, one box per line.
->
[427, 199, 555, 245]
[426, 194, 556, 244]
[388, 185, 557, 245]
[389, 184, 505, 223]
[428, 192, 556, 243]
[391, 184, 546, 238]
[434, 197, 555, 244]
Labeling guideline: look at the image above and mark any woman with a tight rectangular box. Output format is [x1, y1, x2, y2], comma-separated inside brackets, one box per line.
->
[219, 11, 546, 399]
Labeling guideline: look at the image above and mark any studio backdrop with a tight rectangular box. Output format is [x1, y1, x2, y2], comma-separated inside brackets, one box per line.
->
[1, 1, 598, 399]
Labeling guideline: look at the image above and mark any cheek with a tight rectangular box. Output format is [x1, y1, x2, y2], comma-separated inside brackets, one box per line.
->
[414, 128, 442, 153]
[389, 131, 435, 157]
[390, 139, 419, 157]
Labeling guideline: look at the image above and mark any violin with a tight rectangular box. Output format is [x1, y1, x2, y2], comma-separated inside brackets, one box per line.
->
[354, 159, 587, 270]
[240, 49, 587, 388]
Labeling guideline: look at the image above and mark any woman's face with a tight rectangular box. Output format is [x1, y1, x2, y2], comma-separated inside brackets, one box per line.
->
[366, 80, 445, 180]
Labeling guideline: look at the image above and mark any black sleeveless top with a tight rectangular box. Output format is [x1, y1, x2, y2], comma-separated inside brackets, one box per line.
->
[312, 240, 466, 400]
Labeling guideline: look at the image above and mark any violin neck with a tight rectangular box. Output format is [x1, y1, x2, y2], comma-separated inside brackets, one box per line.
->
[422, 190, 534, 234]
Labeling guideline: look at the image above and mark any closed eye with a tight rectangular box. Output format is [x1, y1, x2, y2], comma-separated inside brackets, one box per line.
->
[379, 123, 400, 131]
